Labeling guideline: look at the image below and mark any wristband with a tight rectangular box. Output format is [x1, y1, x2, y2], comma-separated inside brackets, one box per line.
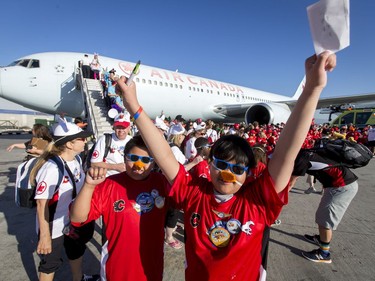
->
[133, 106, 143, 121]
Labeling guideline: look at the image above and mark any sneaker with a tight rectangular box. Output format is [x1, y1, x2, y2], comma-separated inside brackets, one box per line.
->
[81, 274, 100, 281]
[271, 219, 281, 226]
[302, 249, 332, 263]
[304, 234, 321, 246]
[165, 239, 183, 249]
[304, 186, 316, 194]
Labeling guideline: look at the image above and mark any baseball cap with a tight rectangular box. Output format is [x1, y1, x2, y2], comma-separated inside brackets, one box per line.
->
[169, 123, 185, 135]
[53, 117, 92, 146]
[154, 116, 169, 132]
[193, 121, 206, 131]
[113, 112, 131, 128]
[109, 68, 116, 74]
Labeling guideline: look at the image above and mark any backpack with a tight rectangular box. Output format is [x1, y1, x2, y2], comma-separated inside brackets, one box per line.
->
[312, 138, 373, 169]
[83, 133, 112, 171]
[15, 155, 80, 208]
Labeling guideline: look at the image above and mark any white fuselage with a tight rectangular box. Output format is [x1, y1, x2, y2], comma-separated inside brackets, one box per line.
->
[0, 52, 296, 122]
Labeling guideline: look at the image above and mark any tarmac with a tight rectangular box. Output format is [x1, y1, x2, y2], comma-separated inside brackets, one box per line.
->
[1, 133, 374, 281]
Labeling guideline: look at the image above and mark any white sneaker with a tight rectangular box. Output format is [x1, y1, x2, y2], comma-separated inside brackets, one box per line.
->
[304, 186, 316, 194]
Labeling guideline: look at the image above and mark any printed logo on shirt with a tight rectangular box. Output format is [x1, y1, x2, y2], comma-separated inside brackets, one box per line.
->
[92, 150, 99, 159]
[63, 176, 69, 183]
[190, 212, 201, 228]
[36, 181, 47, 195]
[113, 199, 126, 212]
[135, 192, 154, 214]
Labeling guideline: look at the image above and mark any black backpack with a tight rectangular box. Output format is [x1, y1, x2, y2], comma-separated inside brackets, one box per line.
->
[313, 138, 373, 169]
[83, 133, 112, 171]
[16, 155, 80, 208]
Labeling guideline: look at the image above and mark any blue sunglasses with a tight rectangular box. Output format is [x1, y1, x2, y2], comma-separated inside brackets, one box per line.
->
[212, 157, 248, 175]
[126, 154, 154, 164]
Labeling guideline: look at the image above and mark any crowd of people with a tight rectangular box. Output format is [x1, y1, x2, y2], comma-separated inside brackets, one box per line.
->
[6, 52, 375, 280]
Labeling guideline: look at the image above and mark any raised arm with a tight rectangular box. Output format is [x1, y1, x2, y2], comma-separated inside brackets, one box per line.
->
[269, 52, 336, 193]
[116, 79, 180, 184]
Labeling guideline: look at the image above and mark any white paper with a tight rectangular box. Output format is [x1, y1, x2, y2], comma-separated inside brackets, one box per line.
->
[307, 0, 350, 54]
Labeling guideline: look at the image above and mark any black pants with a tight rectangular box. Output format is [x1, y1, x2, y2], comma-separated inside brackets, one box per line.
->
[82, 65, 91, 79]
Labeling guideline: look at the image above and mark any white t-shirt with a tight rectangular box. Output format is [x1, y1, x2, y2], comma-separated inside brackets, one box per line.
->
[34, 157, 84, 239]
[91, 133, 132, 177]
[170, 145, 187, 165]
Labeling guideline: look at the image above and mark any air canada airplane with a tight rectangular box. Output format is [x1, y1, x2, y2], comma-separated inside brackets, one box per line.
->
[0, 52, 374, 124]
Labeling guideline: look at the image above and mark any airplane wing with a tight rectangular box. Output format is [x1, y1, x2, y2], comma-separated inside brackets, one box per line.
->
[316, 92, 375, 108]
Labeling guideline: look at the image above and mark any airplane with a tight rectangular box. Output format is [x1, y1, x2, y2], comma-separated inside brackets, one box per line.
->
[0, 52, 374, 125]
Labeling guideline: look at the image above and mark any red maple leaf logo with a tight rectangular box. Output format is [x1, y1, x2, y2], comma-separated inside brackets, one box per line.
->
[92, 150, 99, 159]
[36, 181, 47, 195]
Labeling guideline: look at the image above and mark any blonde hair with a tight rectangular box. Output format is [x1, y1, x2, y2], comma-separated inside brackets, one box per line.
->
[168, 134, 184, 147]
[29, 142, 66, 186]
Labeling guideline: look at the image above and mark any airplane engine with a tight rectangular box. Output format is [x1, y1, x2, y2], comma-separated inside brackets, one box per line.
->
[245, 103, 291, 125]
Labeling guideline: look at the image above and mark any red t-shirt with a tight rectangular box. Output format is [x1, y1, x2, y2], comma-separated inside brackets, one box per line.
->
[190, 159, 211, 181]
[170, 165, 288, 281]
[76, 172, 169, 281]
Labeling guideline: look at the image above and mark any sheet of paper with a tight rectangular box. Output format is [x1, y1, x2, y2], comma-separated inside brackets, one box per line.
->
[307, 0, 350, 54]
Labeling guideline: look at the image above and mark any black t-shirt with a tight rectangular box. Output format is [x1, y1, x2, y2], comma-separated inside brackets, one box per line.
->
[292, 150, 358, 188]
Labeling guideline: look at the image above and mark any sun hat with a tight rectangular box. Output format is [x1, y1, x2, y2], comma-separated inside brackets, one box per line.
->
[53, 117, 92, 146]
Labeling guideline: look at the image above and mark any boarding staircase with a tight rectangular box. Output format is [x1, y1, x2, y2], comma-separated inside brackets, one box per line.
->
[76, 69, 113, 141]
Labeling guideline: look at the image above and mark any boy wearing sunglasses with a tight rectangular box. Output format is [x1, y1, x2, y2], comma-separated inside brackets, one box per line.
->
[70, 135, 170, 281]
[77, 52, 336, 281]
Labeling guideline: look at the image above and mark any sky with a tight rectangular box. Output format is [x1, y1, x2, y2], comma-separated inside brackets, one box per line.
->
[0, 0, 374, 115]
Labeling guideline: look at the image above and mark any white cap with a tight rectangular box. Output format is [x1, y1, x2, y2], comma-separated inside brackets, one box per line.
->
[193, 121, 206, 131]
[53, 117, 92, 145]
[169, 123, 185, 135]
[113, 112, 131, 128]
[154, 116, 169, 132]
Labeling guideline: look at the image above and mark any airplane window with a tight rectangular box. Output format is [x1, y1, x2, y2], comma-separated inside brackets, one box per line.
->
[136, 78, 140, 82]
[189, 86, 191, 90]
[148, 80, 152, 84]
[154, 81, 157, 85]
[30, 60, 40, 68]
[7, 60, 21, 66]
[179, 85, 182, 89]
[193, 87, 196, 91]
[142, 79, 146, 83]
[165, 82, 168, 87]
[18, 59, 30, 67]
[159, 82, 163, 86]
[201, 89, 203, 92]
[170, 83, 173, 87]
[175, 84, 178, 88]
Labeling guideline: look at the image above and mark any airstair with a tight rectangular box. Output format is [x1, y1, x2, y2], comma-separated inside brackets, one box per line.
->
[76, 71, 113, 141]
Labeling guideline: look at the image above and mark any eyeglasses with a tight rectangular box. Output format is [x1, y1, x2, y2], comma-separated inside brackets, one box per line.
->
[126, 154, 154, 164]
[212, 157, 248, 176]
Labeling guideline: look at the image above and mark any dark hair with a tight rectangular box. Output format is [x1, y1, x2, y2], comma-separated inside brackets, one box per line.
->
[124, 135, 148, 155]
[32, 123, 53, 142]
[209, 135, 256, 169]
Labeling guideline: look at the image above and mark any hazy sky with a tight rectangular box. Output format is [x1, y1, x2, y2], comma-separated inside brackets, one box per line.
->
[0, 0, 374, 113]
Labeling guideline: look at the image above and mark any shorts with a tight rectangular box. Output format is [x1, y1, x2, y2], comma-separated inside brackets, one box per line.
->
[315, 181, 358, 230]
[38, 235, 86, 274]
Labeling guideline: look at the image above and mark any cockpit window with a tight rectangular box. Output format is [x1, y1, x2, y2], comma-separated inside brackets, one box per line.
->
[7, 60, 21, 66]
[7, 59, 40, 68]
[30, 60, 40, 68]
[18, 59, 30, 67]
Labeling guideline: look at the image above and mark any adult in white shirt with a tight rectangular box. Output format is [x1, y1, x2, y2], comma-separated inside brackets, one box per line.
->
[184, 121, 206, 160]
[91, 112, 132, 177]
[30, 118, 98, 281]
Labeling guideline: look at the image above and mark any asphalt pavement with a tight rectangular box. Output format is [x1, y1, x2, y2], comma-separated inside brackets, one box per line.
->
[1, 134, 374, 281]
